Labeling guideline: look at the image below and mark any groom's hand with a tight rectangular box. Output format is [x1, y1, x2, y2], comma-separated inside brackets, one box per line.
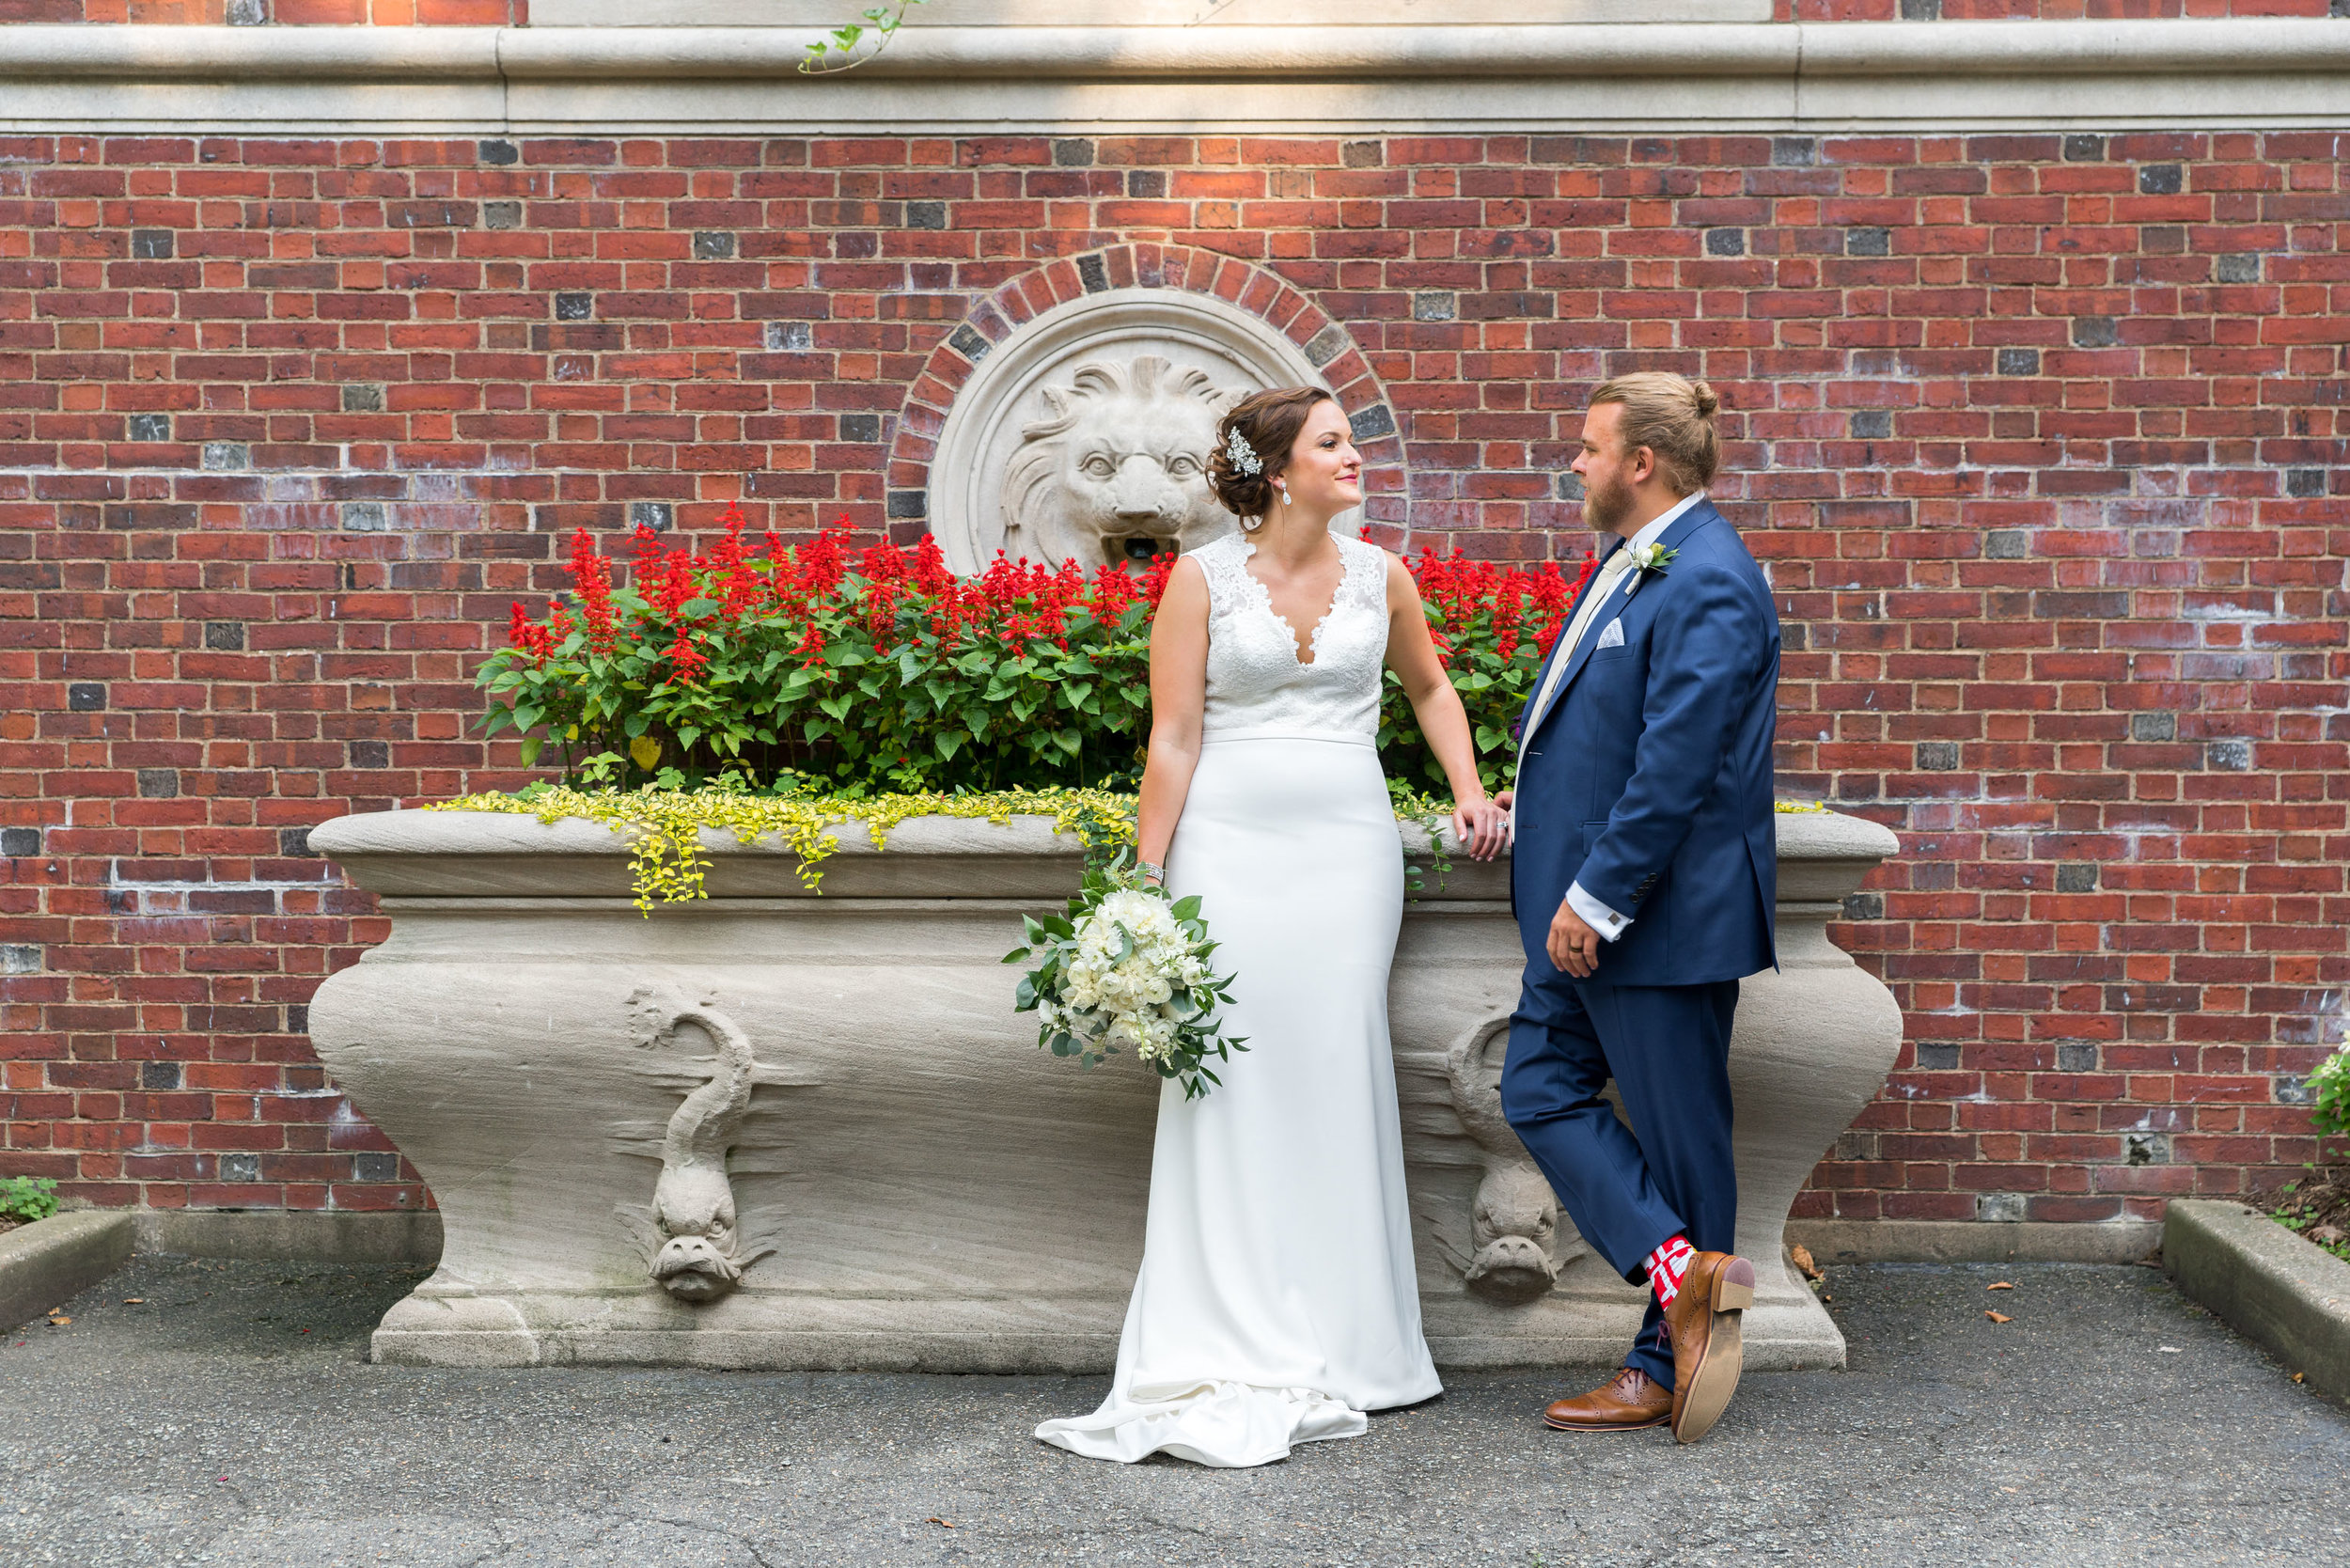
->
[1547, 899, 1602, 979]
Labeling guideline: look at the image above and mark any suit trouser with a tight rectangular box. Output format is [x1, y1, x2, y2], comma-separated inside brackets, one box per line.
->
[1500, 968, 1739, 1390]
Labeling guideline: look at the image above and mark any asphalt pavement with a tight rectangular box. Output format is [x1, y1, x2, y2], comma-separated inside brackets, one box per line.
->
[2, 1254, 2343, 1567]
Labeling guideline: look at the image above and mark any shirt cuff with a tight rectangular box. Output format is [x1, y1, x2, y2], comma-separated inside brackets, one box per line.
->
[1567, 881, 1632, 942]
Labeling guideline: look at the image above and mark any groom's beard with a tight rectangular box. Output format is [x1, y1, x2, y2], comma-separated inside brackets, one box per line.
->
[1581, 471, 1637, 533]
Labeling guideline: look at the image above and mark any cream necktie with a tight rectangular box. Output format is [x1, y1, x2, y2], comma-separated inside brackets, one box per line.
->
[1517, 548, 1637, 766]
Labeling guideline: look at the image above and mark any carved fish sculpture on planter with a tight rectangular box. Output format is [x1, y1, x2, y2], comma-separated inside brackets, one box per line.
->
[615, 984, 782, 1303]
[1446, 1017, 1585, 1303]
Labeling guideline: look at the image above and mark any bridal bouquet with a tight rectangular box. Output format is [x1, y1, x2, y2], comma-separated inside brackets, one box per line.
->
[1004, 851, 1246, 1100]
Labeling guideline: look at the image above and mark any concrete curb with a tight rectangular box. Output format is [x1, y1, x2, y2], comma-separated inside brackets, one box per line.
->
[0, 1212, 135, 1334]
[2164, 1199, 2350, 1405]
[1789, 1217, 2163, 1265]
[134, 1210, 442, 1266]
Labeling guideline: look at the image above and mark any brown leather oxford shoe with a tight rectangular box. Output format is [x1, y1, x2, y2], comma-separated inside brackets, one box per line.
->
[1663, 1249, 1757, 1445]
[1541, 1367, 1671, 1433]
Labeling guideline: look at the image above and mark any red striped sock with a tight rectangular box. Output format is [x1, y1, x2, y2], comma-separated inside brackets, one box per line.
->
[1646, 1234, 1695, 1309]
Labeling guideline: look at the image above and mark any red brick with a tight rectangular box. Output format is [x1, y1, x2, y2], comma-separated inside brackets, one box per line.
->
[0, 125, 2339, 1227]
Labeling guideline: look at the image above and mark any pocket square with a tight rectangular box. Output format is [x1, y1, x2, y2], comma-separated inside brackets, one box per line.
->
[1596, 620, 1625, 650]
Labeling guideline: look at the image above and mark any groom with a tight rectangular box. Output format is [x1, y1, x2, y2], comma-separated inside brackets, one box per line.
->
[1494, 372, 1779, 1445]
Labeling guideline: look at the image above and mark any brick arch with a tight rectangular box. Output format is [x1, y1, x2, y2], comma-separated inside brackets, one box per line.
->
[881, 244, 1406, 551]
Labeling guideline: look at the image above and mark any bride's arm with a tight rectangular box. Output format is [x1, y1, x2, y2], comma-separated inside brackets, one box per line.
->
[1134, 557, 1211, 877]
[1382, 554, 1510, 862]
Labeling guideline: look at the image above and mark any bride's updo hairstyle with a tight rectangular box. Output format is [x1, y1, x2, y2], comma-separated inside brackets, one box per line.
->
[1207, 385, 1336, 521]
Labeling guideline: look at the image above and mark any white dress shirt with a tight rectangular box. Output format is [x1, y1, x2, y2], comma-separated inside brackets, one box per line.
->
[1553, 492, 1707, 944]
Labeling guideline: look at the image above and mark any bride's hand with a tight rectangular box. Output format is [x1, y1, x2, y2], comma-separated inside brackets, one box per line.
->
[1451, 796, 1511, 862]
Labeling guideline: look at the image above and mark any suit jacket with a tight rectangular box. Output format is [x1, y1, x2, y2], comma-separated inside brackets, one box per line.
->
[1512, 498, 1780, 987]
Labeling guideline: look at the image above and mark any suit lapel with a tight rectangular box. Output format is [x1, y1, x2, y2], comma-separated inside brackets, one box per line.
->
[1537, 560, 1629, 725]
[1526, 503, 1724, 742]
[1516, 534, 1624, 742]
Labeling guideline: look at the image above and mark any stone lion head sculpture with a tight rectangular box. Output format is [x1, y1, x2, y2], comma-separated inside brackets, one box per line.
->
[999, 354, 1244, 569]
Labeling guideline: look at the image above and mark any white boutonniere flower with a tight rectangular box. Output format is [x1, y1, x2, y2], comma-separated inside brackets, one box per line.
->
[1622, 542, 1678, 597]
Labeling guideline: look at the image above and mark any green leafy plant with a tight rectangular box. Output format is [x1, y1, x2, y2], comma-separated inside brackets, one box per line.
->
[481, 510, 1596, 803]
[0, 1176, 58, 1225]
[472, 522, 1865, 913]
[2264, 1048, 2350, 1262]
[2269, 1168, 2350, 1264]
[799, 0, 926, 75]
[2309, 1046, 2350, 1147]
[1391, 781, 1455, 897]
[1381, 550, 1590, 798]
[483, 514, 1170, 796]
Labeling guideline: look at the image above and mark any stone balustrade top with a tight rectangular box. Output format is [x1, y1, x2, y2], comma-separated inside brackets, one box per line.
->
[309, 804, 1897, 904]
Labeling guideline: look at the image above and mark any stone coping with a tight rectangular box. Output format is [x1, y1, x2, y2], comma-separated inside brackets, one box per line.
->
[531, 0, 1778, 28]
[307, 804, 1896, 903]
[2164, 1199, 2350, 1407]
[4, 21, 2346, 133]
[10, 21, 2350, 82]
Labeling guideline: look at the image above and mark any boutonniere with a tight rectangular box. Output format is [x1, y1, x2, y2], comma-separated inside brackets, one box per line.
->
[1622, 541, 1677, 597]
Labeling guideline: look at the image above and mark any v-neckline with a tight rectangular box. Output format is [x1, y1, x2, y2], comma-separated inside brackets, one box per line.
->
[1239, 538, 1348, 667]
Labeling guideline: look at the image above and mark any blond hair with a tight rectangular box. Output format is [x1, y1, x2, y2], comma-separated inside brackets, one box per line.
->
[1590, 371, 1721, 494]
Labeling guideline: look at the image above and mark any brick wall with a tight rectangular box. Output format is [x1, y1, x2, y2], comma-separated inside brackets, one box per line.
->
[1, 128, 2343, 1222]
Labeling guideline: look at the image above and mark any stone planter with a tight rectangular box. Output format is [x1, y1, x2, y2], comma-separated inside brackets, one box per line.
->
[307, 806, 1902, 1372]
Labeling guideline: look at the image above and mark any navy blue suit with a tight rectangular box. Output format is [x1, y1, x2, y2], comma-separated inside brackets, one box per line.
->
[1501, 497, 1779, 1389]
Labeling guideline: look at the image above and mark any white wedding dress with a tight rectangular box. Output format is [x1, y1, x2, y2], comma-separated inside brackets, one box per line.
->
[1034, 529, 1443, 1468]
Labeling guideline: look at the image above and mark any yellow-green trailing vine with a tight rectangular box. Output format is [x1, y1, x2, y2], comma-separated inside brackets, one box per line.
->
[434, 784, 1140, 913]
[432, 786, 1841, 913]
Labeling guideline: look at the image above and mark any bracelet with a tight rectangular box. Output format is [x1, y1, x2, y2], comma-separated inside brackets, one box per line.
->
[1137, 859, 1168, 887]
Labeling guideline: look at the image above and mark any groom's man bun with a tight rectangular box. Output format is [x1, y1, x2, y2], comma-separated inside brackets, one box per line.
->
[1590, 371, 1721, 495]
[1208, 385, 1334, 520]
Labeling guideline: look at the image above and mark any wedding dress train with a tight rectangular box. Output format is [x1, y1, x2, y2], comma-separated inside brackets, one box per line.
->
[1034, 531, 1442, 1468]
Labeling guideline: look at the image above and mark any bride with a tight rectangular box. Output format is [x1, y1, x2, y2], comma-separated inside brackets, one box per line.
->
[1034, 387, 1512, 1468]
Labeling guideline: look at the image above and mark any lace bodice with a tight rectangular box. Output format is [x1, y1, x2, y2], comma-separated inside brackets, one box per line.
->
[1191, 531, 1391, 741]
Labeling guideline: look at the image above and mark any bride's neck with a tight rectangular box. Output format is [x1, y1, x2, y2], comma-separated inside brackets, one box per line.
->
[1246, 507, 1341, 567]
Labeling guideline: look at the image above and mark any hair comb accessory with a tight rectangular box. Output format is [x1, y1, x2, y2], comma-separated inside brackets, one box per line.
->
[1222, 425, 1263, 477]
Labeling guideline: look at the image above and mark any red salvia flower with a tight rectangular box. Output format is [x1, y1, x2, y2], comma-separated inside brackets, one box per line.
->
[499, 487, 1582, 802]
[507, 602, 555, 666]
[566, 529, 619, 653]
[1139, 551, 1178, 610]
